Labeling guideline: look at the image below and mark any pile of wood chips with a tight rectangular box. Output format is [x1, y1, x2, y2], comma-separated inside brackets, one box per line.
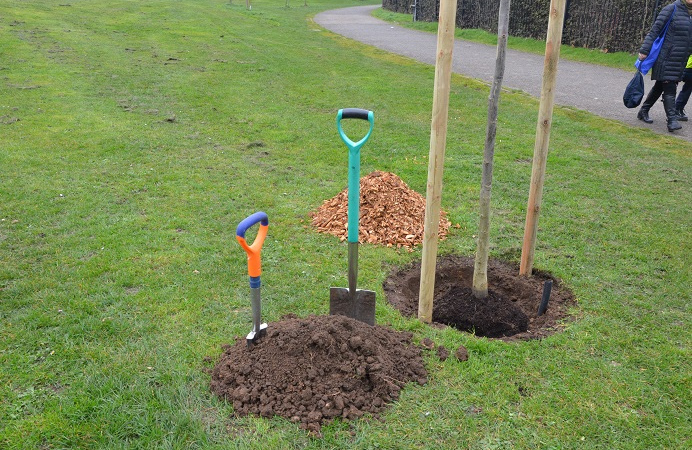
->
[310, 171, 451, 248]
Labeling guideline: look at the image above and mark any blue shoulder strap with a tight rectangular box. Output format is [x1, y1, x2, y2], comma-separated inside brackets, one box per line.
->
[635, 4, 677, 74]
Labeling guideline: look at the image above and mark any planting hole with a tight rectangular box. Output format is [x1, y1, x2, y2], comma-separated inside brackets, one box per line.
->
[383, 255, 576, 340]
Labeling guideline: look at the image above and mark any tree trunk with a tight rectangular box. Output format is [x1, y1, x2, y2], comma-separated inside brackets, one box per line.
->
[472, 0, 511, 299]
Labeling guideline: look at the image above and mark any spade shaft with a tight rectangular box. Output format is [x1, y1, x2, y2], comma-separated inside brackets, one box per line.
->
[251, 286, 262, 332]
[347, 241, 358, 314]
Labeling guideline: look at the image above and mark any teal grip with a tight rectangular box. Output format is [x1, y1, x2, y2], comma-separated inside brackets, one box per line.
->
[336, 109, 374, 243]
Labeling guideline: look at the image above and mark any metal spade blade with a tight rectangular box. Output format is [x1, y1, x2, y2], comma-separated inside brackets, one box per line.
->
[330, 242, 375, 325]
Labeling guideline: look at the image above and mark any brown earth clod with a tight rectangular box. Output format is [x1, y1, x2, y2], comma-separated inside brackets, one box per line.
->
[455, 346, 469, 361]
[436, 346, 450, 361]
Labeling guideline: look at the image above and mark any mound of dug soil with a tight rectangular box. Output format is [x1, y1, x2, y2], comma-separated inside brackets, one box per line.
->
[210, 314, 427, 434]
[383, 256, 576, 340]
[310, 171, 451, 248]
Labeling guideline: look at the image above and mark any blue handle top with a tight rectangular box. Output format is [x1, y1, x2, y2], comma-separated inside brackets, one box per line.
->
[236, 211, 269, 239]
[336, 109, 374, 243]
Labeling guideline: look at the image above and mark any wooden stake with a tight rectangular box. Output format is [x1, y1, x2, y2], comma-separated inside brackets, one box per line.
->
[418, 0, 458, 323]
[519, 0, 566, 276]
[472, 0, 511, 299]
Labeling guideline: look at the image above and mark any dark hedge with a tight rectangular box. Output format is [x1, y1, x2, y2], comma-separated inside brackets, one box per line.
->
[382, 0, 670, 53]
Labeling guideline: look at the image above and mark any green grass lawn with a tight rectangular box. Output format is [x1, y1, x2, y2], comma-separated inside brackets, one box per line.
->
[1, 0, 690, 448]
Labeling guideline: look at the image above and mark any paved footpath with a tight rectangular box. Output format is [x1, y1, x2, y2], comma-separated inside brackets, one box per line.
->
[315, 5, 692, 142]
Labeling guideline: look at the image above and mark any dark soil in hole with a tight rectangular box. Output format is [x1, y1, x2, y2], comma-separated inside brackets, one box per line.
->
[210, 314, 427, 434]
[383, 255, 576, 340]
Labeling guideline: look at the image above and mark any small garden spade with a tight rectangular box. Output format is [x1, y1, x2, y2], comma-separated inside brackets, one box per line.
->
[236, 211, 269, 347]
[329, 108, 376, 326]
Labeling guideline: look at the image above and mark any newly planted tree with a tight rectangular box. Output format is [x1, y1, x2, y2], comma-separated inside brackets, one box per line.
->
[472, 0, 511, 299]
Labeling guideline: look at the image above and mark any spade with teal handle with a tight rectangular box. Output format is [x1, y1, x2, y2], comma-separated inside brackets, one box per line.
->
[329, 108, 376, 326]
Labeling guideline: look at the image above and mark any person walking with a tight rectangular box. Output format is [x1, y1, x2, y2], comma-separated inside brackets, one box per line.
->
[675, 55, 692, 120]
[637, 0, 692, 132]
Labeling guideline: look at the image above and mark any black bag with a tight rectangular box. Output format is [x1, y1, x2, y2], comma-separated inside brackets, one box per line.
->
[623, 70, 644, 108]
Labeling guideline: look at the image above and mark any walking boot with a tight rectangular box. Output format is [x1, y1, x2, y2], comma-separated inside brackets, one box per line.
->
[638, 83, 664, 124]
[663, 94, 682, 131]
[676, 107, 688, 121]
[637, 108, 654, 123]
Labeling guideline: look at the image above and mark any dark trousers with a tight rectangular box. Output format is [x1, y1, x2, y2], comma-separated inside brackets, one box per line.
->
[675, 68, 692, 110]
[641, 80, 677, 112]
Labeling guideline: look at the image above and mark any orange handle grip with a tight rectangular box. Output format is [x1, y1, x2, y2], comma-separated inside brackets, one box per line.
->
[235, 211, 269, 277]
[236, 220, 268, 278]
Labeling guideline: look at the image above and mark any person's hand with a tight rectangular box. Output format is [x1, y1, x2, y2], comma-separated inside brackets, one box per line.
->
[639, 53, 647, 60]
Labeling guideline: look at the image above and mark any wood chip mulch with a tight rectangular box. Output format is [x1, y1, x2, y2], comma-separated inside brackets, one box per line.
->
[310, 171, 451, 248]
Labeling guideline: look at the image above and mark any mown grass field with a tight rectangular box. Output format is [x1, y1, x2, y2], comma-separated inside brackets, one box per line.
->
[1, 1, 690, 448]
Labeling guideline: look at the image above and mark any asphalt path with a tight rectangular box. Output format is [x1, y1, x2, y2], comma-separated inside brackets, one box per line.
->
[315, 4, 692, 142]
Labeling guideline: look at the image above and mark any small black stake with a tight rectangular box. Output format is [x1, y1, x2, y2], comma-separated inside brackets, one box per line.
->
[537, 280, 553, 316]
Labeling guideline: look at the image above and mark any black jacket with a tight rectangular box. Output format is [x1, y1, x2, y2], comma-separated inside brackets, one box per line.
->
[639, 0, 692, 81]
